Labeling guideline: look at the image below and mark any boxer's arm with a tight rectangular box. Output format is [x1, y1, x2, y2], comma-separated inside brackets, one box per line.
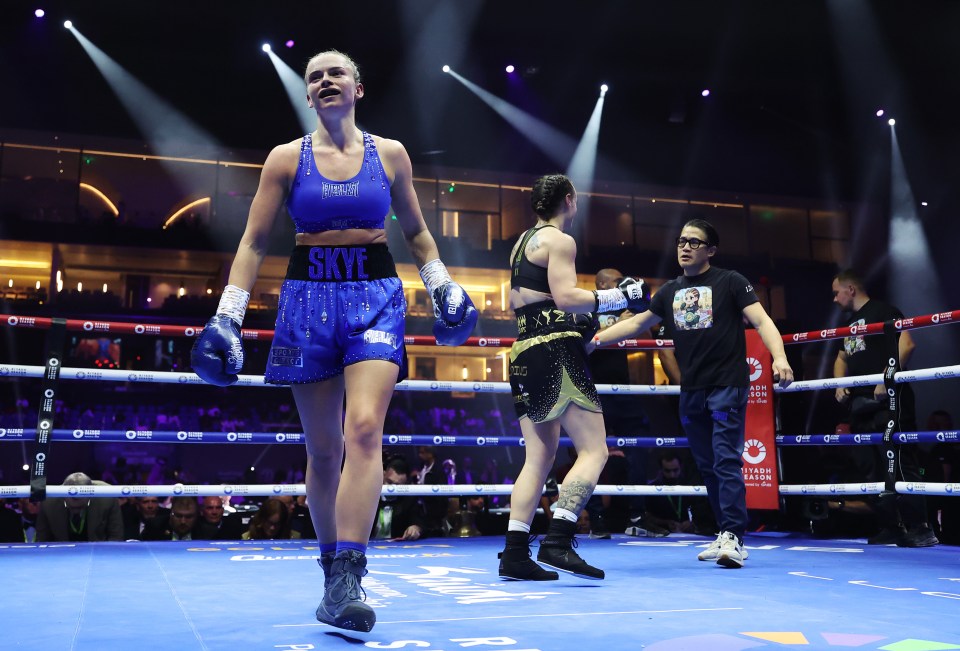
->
[227, 145, 291, 290]
[545, 233, 599, 313]
[381, 138, 438, 267]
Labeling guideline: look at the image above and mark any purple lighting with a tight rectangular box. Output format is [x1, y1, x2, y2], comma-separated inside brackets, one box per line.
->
[876, 109, 885, 117]
[285, 40, 295, 48]
[35, 8, 45, 17]
[701, 89, 710, 97]
[505, 65, 515, 74]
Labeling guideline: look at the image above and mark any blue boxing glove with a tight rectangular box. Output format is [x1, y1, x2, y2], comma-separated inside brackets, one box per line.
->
[190, 285, 249, 387]
[420, 259, 479, 347]
[593, 276, 651, 313]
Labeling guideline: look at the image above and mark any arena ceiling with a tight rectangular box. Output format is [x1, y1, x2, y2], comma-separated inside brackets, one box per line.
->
[3, 1, 959, 206]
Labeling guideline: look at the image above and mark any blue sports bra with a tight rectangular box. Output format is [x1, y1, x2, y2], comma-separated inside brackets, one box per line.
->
[286, 131, 392, 233]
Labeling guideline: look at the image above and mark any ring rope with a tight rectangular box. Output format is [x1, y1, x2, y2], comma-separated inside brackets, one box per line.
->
[779, 481, 960, 497]
[0, 430, 691, 448]
[4, 480, 955, 500]
[0, 364, 682, 394]
[0, 483, 710, 499]
[776, 432, 958, 446]
[0, 314, 670, 350]
[5, 308, 959, 345]
[4, 428, 951, 448]
[5, 362, 958, 394]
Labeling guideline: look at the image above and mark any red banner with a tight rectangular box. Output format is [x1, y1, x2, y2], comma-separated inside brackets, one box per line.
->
[743, 330, 779, 509]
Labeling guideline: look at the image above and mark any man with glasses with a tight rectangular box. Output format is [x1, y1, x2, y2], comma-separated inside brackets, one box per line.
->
[591, 218, 794, 568]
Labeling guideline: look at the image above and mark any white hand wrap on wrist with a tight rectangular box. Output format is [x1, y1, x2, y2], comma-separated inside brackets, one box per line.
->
[595, 288, 627, 313]
[216, 285, 250, 326]
[419, 258, 452, 296]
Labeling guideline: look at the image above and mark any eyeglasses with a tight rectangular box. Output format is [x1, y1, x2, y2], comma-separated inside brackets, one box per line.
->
[676, 237, 709, 250]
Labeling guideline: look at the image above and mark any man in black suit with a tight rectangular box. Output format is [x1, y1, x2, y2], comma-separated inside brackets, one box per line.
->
[141, 496, 200, 541]
[415, 446, 449, 536]
[193, 496, 244, 540]
[373, 456, 427, 541]
[122, 496, 170, 540]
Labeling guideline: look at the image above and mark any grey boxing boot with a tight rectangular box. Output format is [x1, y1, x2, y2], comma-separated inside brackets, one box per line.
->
[318, 550, 335, 589]
[315, 549, 376, 632]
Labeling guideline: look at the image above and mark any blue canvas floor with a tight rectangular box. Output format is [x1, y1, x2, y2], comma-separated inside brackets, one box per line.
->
[1, 533, 958, 651]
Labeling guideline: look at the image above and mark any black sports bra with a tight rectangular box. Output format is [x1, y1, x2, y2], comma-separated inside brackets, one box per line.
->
[510, 225, 555, 293]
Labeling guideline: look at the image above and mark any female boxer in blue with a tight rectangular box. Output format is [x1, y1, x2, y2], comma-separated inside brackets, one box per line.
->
[191, 50, 476, 632]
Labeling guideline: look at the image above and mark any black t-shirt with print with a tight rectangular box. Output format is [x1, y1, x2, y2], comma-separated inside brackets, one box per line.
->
[649, 266, 758, 391]
[842, 299, 904, 398]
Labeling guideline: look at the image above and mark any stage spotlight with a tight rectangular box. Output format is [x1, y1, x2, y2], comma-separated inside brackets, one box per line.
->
[701, 89, 710, 97]
[600, 84, 609, 95]
[505, 65, 515, 74]
[876, 109, 885, 117]
[921, 201, 928, 206]
[442, 65, 450, 73]
[888, 118, 896, 126]
[285, 40, 294, 48]
[261, 43, 271, 53]
[35, 9, 45, 18]
[63, 19, 72, 29]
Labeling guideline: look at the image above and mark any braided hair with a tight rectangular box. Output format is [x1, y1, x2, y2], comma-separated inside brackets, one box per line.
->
[531, 174, 574, 218]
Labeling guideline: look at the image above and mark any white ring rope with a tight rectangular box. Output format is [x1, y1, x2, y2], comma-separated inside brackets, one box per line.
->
[775, 365, 960, 393]
[0, 364, 681, 395]
[0, 483, 711, 499]
[7, 481, 955, 499]
[3, 362, 960, 394]
[779, 482, 960, 497]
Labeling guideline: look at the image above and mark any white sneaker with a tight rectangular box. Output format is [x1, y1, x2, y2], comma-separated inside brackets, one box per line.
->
[697, 533, 724, 561]
[697, 532, 749, 564]
[715, 531, 745, 569]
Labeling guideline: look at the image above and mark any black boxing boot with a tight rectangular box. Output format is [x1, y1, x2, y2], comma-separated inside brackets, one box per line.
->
[537, 518, 605, 580]
[498, 530, 559, 581]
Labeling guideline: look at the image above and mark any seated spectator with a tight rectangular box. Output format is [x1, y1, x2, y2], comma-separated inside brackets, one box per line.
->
[243, 498, 291, 540]
[644, 451, 715, 536]
[122, 496, 170, 540]
[193, 496, 244, 540]
[289, 495, 316, 540]
[36, 472, 124, 542]
[17, 498, 40, 543]
[416, 446, 451, 536]
[373, 456, 426, 541]
[141, 496, 199, 541]
[0, 500, 23, 542]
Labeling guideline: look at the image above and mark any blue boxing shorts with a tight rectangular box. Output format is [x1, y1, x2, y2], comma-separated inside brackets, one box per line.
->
[264, 244, 407, 384]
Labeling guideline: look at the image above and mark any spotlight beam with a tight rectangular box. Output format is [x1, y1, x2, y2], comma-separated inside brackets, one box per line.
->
[887, 126, 955, 419]
[264, 49, 317, 136]
[565, 91, 607, 236]
[66, 27, 220, 158]
[444, 68, 577, 166]
[566, 92, 606, 196]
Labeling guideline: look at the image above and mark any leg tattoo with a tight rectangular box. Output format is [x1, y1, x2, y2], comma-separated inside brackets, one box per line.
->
[555, 479, 595, 515]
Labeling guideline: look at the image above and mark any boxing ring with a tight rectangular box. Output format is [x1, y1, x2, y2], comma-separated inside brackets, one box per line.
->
[2, 311, 960, 650]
